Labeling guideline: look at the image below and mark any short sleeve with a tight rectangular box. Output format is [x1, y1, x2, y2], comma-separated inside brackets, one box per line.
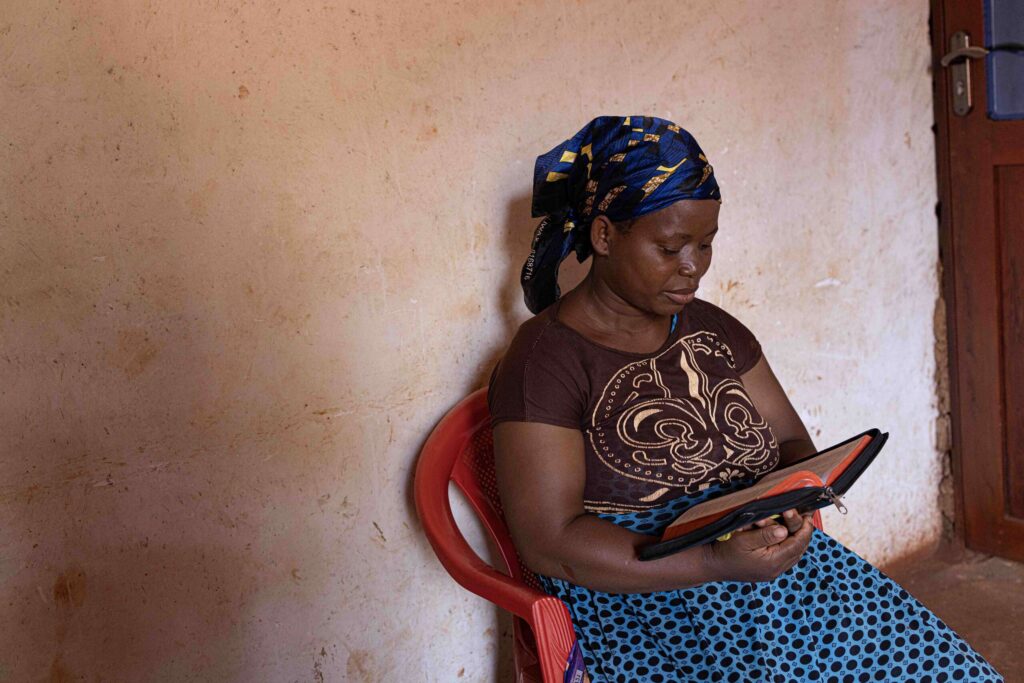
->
[487, 320, 586, 430]
[710, 304, 763, 375]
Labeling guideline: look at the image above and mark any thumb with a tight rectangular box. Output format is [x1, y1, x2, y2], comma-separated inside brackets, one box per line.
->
[739, 523, 789, 549]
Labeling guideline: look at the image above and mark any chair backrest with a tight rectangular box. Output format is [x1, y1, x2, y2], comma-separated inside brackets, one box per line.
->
[415, 387, 540, 596]
[450, 397, 542, 590]
[416, 388, 576, 683]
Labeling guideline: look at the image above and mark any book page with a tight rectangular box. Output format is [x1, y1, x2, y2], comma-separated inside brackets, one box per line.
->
[665, 436, 867, 529]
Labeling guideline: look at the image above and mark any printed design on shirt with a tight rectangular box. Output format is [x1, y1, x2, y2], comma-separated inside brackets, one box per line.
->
[588, 331, 778, 496]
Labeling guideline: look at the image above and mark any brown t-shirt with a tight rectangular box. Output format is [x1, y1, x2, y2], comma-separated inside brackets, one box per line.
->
[488, 298, 780, 513]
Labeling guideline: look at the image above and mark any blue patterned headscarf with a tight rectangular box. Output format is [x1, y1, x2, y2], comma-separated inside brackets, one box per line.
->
[522, 115, 721, 313]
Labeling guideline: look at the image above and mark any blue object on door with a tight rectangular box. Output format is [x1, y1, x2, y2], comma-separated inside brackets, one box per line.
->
[985, 0, 1024, 119]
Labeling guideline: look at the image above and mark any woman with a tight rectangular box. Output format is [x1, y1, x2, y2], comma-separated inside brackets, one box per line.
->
[488, 116, 1002, 682]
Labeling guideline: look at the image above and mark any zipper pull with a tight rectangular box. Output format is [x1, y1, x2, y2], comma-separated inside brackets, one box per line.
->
[822, 486, 848, 514]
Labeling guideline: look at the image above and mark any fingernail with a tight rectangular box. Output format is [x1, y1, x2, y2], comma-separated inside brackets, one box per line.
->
[773, 528, 787, 539]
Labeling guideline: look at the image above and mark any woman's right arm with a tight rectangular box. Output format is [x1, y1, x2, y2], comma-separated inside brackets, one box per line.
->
[493, 420, 815, 594]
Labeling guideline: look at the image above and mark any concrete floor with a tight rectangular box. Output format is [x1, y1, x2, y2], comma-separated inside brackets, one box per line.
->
[883, 545, 1024, 682]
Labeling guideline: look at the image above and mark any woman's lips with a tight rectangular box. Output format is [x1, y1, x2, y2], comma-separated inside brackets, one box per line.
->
[664, 289, 697, 305]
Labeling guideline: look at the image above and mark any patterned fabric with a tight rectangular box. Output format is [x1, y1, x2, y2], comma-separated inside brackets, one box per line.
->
[584, 326, 777, 504]
[523, 115, 721, 314]
[487, 298, 771, 513]
[540, 482, 1005, 683]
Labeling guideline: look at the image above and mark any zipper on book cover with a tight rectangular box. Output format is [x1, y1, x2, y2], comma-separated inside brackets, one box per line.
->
[820, 486, 848, 514]
[827, 431, 888, 499]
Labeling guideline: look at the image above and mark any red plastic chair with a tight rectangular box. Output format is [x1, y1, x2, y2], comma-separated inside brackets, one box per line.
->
[414, 388, 576, 683]
[414, 388, 824, 683]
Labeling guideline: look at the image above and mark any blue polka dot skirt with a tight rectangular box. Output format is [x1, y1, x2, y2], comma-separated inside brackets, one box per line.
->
[539, 487, 1004, 682]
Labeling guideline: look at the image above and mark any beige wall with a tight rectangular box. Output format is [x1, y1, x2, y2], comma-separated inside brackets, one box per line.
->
[0, 1, 938, 680]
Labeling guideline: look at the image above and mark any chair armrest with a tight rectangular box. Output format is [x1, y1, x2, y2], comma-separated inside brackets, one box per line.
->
[421, 499, 554, 620]
[420, 506, 577, 683]
[529, 594, 577, 683]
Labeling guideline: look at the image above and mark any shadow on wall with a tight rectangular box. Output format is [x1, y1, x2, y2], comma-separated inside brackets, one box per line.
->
[403, 184, 595, 679]
[492, 193, 538, 682]
[482, 191, 592, 390]
[493, 194, 535, 362]
[492, 193, 591, 374]
[437, 193, 592, 681]
[402, 194, 537, 682]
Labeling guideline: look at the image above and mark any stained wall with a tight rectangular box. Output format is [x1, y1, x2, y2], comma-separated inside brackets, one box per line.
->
[0, 1, 938, 680]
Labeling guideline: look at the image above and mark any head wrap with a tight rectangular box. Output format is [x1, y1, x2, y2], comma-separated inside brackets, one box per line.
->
[522, 115, 721, 314]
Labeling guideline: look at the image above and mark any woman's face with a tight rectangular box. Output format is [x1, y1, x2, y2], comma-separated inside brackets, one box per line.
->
[594, 199, 720, 316]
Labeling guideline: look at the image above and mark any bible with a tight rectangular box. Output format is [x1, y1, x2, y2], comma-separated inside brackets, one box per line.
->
[638, 429, 889, 561]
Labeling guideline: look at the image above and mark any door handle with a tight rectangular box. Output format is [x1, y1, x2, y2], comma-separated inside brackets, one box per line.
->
[941, 32, 979, 116]
[940, 44, 989, 67]
[940, 33, 1024, 117]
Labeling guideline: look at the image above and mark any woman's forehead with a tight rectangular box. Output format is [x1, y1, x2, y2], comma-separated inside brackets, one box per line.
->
[638, 200, 720, 237]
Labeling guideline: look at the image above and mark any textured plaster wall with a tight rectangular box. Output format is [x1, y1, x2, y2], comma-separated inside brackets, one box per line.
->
[0, 1, 938, 680]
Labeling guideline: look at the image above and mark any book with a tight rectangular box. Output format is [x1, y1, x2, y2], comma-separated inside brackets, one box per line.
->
[637, 429, 889, 561]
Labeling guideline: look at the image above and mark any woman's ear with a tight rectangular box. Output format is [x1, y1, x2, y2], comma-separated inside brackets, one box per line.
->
[590, 215, 614, 258]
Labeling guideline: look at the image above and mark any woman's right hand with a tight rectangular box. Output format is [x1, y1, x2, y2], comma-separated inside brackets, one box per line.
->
[702, 512, 815, 583]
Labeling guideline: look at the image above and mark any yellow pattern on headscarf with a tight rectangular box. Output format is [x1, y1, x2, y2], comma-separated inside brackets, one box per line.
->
[641, 158, 687, 198]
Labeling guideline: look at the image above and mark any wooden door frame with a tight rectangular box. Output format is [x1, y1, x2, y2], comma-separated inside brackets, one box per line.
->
[930, 0, 967, 548]
[929, 0, 1024, 561]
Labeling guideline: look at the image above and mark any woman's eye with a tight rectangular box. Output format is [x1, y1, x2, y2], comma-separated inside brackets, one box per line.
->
[700, 243, 713, 252]
[660, 246, 681, 255]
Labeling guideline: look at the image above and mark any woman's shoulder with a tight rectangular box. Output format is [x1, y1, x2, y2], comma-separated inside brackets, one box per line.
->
[487, 306, 589, 429]
[500, 305, 581, 367]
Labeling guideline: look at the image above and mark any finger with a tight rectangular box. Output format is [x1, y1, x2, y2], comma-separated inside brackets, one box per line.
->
[781, 509, 802, 534]
[767, 517, 811, 560]
[777, 517, 815, 560]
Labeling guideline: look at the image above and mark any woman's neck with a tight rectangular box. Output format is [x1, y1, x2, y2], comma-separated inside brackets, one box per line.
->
[558, 272, 672, 353]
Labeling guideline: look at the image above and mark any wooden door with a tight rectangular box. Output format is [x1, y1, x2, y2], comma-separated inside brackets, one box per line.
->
[932, 0, 1024, 561]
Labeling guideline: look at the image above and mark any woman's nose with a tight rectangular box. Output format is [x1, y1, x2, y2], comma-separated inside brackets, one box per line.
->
[678, 260, 697, 277]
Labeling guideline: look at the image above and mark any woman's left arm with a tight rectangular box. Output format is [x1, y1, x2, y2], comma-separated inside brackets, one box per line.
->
[740, 355, 816, 468]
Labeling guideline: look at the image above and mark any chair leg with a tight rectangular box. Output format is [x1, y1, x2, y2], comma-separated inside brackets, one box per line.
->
[512, 617, 544, 683]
